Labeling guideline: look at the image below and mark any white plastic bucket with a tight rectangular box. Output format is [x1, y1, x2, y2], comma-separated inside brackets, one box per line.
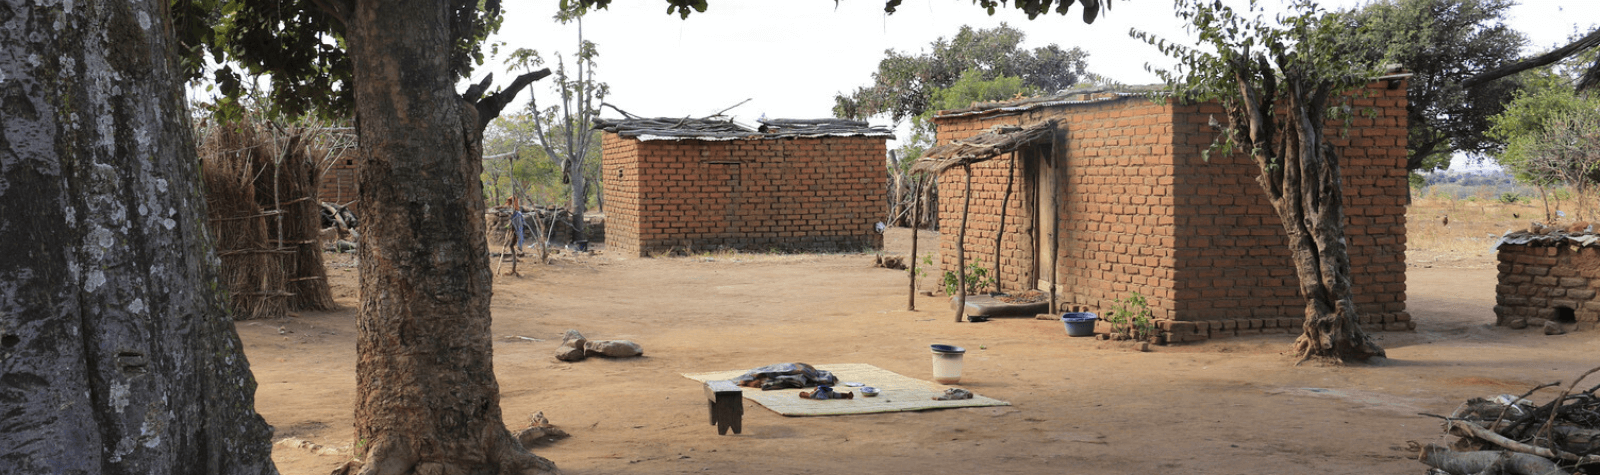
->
[930, 344, 966, 384]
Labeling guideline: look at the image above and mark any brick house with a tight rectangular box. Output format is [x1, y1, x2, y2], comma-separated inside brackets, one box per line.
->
[1493, 231, 1600, 330]
[597, 118, 891, 257]
[318, 156, 358, 205]
[922, 82, 1412, 342]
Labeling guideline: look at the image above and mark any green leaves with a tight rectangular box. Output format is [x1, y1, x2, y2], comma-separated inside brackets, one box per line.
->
[1329, 0, 1527, 172]
[835, 24, 1090, 123]
[178, 0, 503, 121]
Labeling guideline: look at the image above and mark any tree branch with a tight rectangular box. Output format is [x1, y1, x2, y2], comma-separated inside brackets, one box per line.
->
[1462, 27, 1600, 90]
[306, 0, 352, 27]
[470, 68, 553, 133]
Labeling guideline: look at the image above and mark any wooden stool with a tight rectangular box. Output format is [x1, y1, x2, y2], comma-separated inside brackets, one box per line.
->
[704, 380, 743, 435]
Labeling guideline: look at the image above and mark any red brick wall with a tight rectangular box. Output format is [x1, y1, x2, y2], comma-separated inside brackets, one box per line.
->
[1495, 242, 1600, 330]
[934, 97, 1181, 317]
[602, 134, 887, 256]
[933, 83, 1411, 341]
[318, 157, 358, 205]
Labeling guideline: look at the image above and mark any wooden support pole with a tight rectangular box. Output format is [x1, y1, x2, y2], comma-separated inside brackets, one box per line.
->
[908, 174, 922, 311]
[994, 151, 1016, 293]
[957, 164, 972, 323]
[1049, 132, 1060, 315]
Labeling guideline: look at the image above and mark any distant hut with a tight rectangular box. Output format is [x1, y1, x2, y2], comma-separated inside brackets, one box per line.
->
[596, 117, 893, 256]
[917, 82, 1414, 341]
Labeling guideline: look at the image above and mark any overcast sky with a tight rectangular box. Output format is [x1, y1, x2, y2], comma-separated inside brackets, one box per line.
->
[481, 0, 1598, 129]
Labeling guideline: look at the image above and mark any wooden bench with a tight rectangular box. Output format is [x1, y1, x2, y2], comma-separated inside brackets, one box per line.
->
[704, 380, 743, 435]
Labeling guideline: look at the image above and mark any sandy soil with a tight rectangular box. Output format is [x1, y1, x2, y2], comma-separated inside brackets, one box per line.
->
[246, 226, 1600, 475]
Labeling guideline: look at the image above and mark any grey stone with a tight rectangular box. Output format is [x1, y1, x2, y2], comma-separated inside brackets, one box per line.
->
[1545, 321, 1568, 335]
[584, 340, 644, 357]
[554, 345, 587, 362]
[1507, 318, 1529, 329]
[562, 329, 587, 348]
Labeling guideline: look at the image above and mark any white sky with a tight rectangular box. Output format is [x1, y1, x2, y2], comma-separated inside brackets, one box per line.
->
[480, 0, 1598, 128]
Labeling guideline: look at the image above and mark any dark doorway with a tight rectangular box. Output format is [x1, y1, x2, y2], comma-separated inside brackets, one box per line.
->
[1555, 306, 1577, 324]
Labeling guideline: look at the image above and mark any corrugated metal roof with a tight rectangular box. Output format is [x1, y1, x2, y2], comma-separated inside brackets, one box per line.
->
[932, 85, 1166, 120]
[1491, 229, 1600, 251]
[594, 117, 892, 142]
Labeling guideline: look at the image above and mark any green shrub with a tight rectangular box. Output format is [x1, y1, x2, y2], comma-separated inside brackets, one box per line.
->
[1106, 292, 1157, 341]
[942, 257, 996, 295]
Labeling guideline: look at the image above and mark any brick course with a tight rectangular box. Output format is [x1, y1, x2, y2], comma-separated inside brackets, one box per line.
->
[931, 82, 1410, 340]
[318, 156, 358, 205]
[602, 134, 887, 256]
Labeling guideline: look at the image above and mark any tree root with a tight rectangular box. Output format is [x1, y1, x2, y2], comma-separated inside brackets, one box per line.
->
[332, 429, 557, 475]
[1293, 330, 1386, 364]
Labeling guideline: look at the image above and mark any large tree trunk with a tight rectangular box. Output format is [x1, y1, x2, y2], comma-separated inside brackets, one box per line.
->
[345, 1, 554, 474]
[569, 161, 588, 243]
[1232, 66, 1385, 364]
[0, 0, 276, 473]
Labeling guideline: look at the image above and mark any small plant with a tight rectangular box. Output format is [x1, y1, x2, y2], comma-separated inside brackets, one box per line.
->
[1106, 292, 1157, 341]
[942, 257, 997, 295]
[911, 253, 932, 282]
[1499, 192, 1523, 204]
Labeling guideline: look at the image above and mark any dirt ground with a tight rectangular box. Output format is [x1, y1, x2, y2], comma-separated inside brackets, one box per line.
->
[249, 205, 1600, 474]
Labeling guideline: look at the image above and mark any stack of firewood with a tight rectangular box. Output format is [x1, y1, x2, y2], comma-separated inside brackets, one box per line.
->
[1418, 366, 1600, 475]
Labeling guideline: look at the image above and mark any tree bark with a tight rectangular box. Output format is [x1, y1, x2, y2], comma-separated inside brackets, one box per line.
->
[569, 160, 588, 243]
[1230, 60, 1385, 363]
[0, 0, 276, 473]
[345, 1, 554, 474]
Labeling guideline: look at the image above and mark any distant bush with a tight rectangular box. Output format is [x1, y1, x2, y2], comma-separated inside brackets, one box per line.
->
[1499, 192, 1523, 204]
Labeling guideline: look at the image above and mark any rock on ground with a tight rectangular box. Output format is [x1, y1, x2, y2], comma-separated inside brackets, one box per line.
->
[584, 340, 643, 357]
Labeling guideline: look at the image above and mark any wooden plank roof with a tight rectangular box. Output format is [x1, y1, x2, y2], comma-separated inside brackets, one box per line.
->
[910, 119, 1057, 174]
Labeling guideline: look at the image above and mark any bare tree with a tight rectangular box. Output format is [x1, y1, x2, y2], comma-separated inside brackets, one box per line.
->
[511, 7, 608, 244]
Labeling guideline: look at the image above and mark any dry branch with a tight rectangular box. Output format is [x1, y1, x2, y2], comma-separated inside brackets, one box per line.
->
[1419, 444, 1569, 475]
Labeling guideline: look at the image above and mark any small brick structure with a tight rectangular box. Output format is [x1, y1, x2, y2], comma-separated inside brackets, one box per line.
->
[927, 82, 1412, 342]
[318, 156, 358, 205]
[597, 118, 892, 257]
[1493, 231, 1600, 330]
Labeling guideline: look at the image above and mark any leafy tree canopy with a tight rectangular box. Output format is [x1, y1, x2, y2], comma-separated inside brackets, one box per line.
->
[1327, 0, 1527, 173]
[174, 0, 505, 120]
[831, 23, 1090, 123]
[572, 0, 1109, 21]
[178, 0, 1108, 120]
[1489, 70, 1600, 184]
[893, 70, 1036, 166]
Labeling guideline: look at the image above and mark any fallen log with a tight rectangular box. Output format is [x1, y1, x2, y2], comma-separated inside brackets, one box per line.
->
[1419, 444, 1568, 475]
[1445, 419, 1598, 464]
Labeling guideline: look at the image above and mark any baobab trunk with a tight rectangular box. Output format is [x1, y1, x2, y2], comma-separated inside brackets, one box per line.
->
[0, 0, 276, 472]
[345, 0, 554, 473]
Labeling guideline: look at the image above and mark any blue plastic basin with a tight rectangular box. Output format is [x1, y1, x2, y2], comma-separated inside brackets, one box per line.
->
[1061, 312, 1098, 337]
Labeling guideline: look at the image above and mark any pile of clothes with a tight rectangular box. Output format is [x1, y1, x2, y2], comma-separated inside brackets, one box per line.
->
[732, 363, 838, 390]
